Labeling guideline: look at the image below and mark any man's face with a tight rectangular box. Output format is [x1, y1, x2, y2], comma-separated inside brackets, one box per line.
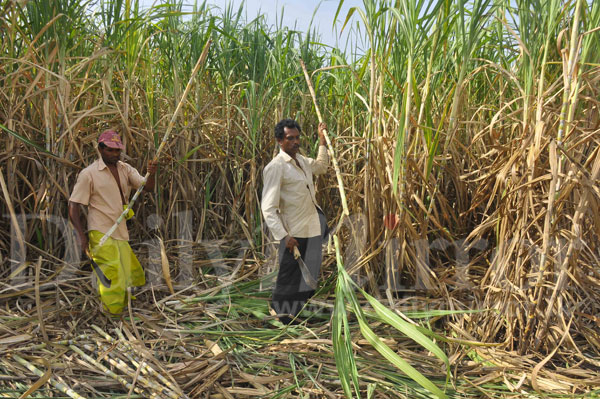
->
[278, 127, 301, 158]
[99, 146, 122, 165]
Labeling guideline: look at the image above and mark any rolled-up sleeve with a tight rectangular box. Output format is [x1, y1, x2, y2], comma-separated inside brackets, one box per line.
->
[69, 169, 92, 205]
[309, 145, 328, 175]
[261, 163, 287, 241]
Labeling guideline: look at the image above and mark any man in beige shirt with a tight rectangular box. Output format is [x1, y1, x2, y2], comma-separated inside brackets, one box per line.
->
[69, 130, 157, 314]
[261, 119, 329, 324]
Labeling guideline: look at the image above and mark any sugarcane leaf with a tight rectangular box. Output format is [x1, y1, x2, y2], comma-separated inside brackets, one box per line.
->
[0, 123, 56, 156]
[361, 289, 450, 375]
[332, 261, 361, 398]
[355, 315, 447, 399]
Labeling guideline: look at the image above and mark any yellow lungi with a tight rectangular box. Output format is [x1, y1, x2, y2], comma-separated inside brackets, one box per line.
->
[88, 230, 145, 314]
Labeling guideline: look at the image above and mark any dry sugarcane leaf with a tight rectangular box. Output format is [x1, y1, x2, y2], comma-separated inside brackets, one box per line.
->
[237, 371, 293, 384]
[0, 334, 33, 345]
[214, 382, 236, 399]
[8, 261, 31, 280]
[158, 236, 174, 295]
[0, 168, 26, 263]
[34, 256, 48, 342]
[280, 338, 332, 346]
[531, 319, 572, 395]
[205, 339, 223, 356]
[224, 387, 271, 396]
[189, 364, 229, 397]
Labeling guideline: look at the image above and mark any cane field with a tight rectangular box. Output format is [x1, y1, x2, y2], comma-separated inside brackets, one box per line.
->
[0, 0, 599, 397]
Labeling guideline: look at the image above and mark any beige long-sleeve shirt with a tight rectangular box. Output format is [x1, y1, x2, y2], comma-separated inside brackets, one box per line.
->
[69, 158, 145, 240]
[261, 146, 328, 241]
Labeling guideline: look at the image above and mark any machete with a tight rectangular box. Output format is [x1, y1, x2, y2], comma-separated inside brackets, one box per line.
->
[293, 246, 318, 290]
[85, 249, 111, 288]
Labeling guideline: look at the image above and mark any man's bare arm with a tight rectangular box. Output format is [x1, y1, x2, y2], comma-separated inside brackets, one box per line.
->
[68, 202, 88, 253]
[143, 160, 158, 192]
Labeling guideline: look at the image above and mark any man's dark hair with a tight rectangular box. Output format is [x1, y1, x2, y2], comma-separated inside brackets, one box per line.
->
[98, 142, 107, 149]
[274, 119, 301, 140]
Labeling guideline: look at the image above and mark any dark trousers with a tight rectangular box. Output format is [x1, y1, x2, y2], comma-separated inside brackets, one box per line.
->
[272, 210, 327, 323]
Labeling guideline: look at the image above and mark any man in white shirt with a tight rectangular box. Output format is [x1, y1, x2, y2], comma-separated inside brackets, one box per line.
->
[261, 119, 329, 324]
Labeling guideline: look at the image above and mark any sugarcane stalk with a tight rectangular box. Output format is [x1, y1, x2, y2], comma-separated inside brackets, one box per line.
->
[9, 335, 88, 353]
[113, 328, 185, 397]
[86, 326, 183, 397]
[13, 354, 88, 399]
[299, 59, 349, 234]
[98, 39, 212, 248]
[69, 344, 156, 399]
[90, 324, 183, 396]
[83, 342, 180, 399]
[532, 0, 584, 350]
[521, 0, 562, 350]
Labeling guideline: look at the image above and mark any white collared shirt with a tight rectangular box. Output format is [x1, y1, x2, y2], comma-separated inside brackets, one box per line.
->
[261, 146, 328, 240]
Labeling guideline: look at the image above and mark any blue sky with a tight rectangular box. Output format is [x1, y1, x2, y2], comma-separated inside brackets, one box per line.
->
[186, 0, 364, 48]
[206, 1, 362, 44]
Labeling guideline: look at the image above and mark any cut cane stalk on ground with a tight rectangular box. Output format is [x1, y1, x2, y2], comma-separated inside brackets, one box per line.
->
[13, 355, 87, 399]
